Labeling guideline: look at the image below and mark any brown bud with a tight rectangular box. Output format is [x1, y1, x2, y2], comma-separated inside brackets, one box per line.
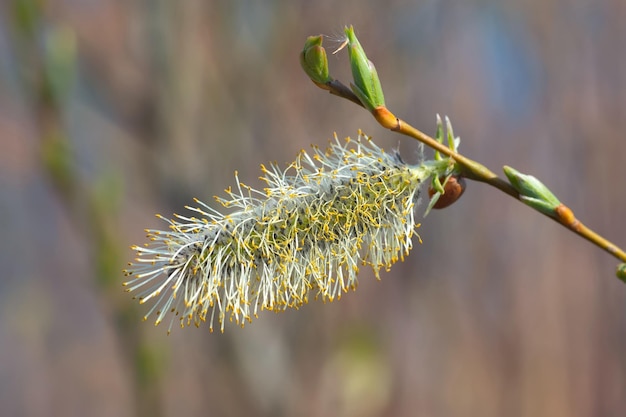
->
[428, 175, 466, 209]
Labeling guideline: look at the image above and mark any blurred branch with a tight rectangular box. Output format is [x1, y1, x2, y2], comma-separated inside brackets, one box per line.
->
[9, 1, 167, 415]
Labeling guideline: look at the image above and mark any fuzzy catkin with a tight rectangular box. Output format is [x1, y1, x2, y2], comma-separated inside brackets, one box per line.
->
[124, 133, 430, 332]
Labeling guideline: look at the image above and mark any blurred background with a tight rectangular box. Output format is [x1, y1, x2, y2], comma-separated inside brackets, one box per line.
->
[1, 0, 625, 416]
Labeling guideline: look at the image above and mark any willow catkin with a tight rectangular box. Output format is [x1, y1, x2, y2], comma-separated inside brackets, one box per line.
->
[124, 132, 432, 333]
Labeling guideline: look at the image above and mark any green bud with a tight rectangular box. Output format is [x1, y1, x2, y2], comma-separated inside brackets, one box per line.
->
[344, 26, 385, 111]
[300, 35, 332, 88]
[503, 166, 561, 217]
[617, 264, 626, 283]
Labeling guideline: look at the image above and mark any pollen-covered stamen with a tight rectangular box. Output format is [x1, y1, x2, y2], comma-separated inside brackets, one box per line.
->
[124, 132, 432, 332]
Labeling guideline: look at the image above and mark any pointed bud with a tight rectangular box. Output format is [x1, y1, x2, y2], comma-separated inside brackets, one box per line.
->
[503, 166, 561, 217]
[300, 35, 332, 89]
[617, 264, 626, 283]
[344, 26, 385, 111]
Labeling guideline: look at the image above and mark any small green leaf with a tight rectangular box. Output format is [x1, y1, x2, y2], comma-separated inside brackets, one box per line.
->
[423, 193, 440, 217]
[445, 116, 455, 150]
[435, 114, 444, 143]
[432, 174, 446, 194]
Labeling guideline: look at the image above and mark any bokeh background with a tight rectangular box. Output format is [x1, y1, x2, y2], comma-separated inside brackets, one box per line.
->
[1, 1, 625, 416]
